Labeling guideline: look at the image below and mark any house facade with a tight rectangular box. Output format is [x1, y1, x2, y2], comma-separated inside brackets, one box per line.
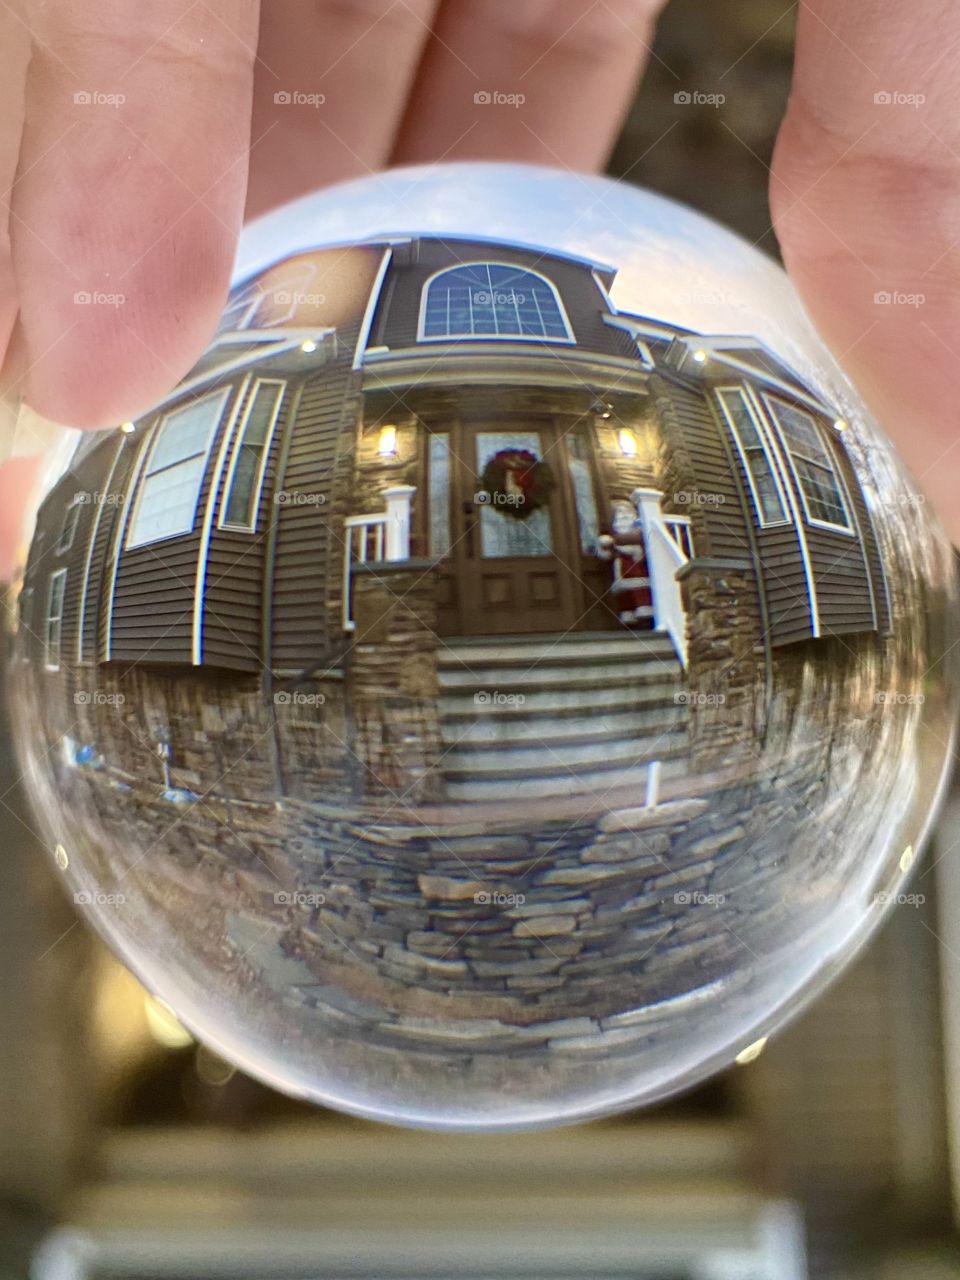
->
[18, 234, 890, 805]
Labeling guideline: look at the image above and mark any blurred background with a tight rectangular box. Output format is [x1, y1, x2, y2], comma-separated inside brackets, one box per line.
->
[4, 2, 960, 1277]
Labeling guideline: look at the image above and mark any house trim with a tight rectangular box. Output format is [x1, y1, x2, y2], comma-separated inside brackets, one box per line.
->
[105, 427, 156, 660]
[193, 374, 253, 666]
[715, 386, 793, 531]
[77, 433, 126, 664]
[217, 378, 287, 534]
[416, 260, 577, 345]
[353, 246, 394, 370]
[742, 381, 821, 638]
[44, 567, 68, 672]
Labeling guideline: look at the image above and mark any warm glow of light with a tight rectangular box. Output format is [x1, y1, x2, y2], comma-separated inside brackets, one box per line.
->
[120, 422, 136, 434]
[735, 1037, 767, 1065]
[692, 349, 708, 363]
[54, 843, 69, 869]
[834, 418, 848, 432]
[300, 339, 318, 353]
[378, 424, 399, 457]
[617, 429, 639, 458]
[144, 995, 194, 1049]
[900, 845, 915, 873]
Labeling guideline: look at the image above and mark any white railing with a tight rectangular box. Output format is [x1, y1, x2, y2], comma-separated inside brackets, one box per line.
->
[342, 485, 416, 632]
[631, 488, 692, 667]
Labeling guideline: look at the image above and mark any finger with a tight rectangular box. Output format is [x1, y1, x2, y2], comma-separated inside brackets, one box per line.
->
[10, 0, 260, 430]
[392, 0, 670, 170]
[771, 0, 960, 540]
[246, 0, 441, 220]
[0, 5, 29, 374]
[0, 456, 40, 583]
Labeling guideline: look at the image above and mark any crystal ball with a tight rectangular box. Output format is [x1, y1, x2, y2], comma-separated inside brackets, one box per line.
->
[10, 163, 959, 1130]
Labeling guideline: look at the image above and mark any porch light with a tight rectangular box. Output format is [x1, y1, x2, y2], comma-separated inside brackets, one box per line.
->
[617, 428, 639, 458]
[120, 421, 136, 434]
[378, 424, 399, 457]
[834, 418, 848, 432]
[300, 339, 318, 353]
[692, 349, 708, 363]
[735, 1037, 767, 1066]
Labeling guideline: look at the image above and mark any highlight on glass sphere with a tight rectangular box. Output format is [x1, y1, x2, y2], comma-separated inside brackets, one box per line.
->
[7, 163, 958, 1130]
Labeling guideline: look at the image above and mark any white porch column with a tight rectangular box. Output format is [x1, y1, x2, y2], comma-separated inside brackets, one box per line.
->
[382, 485, 416, 561]
[630, 486, 664, 542]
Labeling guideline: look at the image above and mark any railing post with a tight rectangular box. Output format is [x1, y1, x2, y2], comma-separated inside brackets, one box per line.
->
[382, 485, 416, 561]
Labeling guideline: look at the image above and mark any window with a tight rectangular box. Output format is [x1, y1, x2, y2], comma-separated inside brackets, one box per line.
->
[45, 570, 67, 670]
[716, 388, 789, 527]
[420, 263, 573, 342]
[763, 394, 852, 532]
[126, 390, 230, 548]
[220, 380, 285, 530]
[58, 498, 83, 553]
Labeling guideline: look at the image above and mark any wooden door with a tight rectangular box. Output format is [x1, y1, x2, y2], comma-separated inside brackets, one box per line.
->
[429, 419, 620, 637]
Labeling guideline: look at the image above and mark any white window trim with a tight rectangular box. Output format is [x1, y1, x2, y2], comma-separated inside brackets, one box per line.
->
[715, 386, 793, 529]
[57, 497, 83, 554]
[416, 260, 576, 344]
[218, 378, 286, 533]
[44, 568, 67, 671]
[124, 387, 231, 550]
[761, 393, 856, 536]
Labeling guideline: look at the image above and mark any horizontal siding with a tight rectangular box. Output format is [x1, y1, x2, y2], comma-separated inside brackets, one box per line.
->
[373, 240, 624, 360]
[271, 334, 361, 671]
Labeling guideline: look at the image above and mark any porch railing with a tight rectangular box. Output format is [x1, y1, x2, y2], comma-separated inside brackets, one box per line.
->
[632, 489, 692, 667]
[342, 485, 416, 632]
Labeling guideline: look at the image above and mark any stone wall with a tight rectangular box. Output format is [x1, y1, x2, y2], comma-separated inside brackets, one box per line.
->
[346, 561, 445, 804]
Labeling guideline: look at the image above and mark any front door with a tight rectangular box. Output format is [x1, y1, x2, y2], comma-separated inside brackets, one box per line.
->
[430, 419, 620, 637]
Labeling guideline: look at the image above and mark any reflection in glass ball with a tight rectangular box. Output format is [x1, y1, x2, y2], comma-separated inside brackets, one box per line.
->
[8, 164, 959, 1130]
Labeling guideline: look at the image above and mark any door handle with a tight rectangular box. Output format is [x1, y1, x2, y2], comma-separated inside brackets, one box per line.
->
[463, 500, 475, 515]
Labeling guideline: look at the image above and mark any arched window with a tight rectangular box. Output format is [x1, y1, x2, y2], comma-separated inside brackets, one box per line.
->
[419, 263, 573, 342]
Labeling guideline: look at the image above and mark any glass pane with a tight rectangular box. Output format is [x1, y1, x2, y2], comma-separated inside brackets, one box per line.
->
[129, 456, 206, 544]
[150, 394, 224, 473]
[424, 265, 569, 340]
[566, 436, 600, 554]
[428, 433, 452, 557]
[475, 431, 552, 558]
[717, 389, 788, 525]
[224, 447, 261, 527]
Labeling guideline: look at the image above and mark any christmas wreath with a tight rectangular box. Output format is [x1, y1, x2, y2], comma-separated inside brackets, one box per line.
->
[478, 448, 555, 520]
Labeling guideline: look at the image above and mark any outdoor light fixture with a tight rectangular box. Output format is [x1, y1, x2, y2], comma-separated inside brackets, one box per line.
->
[617, 428, 639, 458]
[300, 339, 318, 354]
[378, 424, 399, 457]
[120, 422, 135, 434]
[834, 418, 848, 432]
[692, 349, 708, 363]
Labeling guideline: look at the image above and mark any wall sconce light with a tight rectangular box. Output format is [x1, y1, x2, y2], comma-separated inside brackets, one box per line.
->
[692, 349, 708, 364]
[378, 424, 399, 458]
[617, 429, 639, 458]
[120, 421, 136, 434]
[300, 339, 318, 354]
[591, 398, 613, 420]
[834, 418, 848, 432]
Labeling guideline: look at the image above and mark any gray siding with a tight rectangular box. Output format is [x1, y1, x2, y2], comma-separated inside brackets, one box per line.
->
[372, 239, 624, 360]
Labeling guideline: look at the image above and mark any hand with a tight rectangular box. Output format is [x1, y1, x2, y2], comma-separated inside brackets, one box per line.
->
[1, 0, 958, 581]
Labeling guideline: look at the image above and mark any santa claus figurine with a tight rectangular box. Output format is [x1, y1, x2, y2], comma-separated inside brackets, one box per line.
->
[596, 499, 654, 628]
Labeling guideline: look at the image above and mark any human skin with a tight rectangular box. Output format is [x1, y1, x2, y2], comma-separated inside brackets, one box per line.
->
[0, 0, 958, 578]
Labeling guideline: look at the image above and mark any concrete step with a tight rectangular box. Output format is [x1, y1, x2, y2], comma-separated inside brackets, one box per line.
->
[437, 634, 678, 671]
[443, 728, 690, 778]
[446, 755, 688, 802]
[441, 704, 687, 747]
[438, 659, 682, 692]
[439, 680, 685, 721]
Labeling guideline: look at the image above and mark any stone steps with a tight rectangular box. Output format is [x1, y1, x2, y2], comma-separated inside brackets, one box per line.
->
[437, 629, 690, 802]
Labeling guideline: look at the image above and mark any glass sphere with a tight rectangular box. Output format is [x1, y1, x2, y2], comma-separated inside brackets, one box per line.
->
[8, 163, 959, 1130]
